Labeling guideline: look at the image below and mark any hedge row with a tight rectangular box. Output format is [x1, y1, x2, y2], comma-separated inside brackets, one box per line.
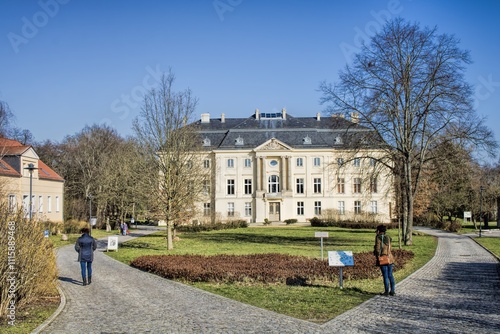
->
[176, 220, 248, 232]
[309, 217, 399, 230]
[131, 250, 413, 285]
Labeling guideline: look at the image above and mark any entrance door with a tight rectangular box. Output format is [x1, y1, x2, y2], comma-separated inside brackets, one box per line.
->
[269, 202, 281, 222]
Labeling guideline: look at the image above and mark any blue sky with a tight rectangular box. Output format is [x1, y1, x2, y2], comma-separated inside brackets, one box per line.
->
[1, 0, 500, 148]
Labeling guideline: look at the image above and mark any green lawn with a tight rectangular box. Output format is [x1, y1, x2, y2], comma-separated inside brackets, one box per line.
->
[473, 237, 500, 259]
[107, 226, 438, 322]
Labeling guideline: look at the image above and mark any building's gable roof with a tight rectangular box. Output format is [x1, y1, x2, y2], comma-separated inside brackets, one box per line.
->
[0, 159, 21, 177]
[195, 113, 384, 150]
[37, 160, 64, 182]
[0, 138, 64, 181]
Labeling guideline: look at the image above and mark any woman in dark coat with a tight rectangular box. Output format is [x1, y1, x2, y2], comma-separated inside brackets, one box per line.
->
[374, 225, 396, 296]
[75, 227, 97, 286]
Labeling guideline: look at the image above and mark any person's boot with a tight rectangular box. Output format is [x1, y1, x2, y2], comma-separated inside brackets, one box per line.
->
[88, 276, 92, 285]
[83, 278, 87, 286]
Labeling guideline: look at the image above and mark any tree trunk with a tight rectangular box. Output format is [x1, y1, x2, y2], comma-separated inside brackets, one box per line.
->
[166, 220, 173, 250]
[497, 197, 500, 228]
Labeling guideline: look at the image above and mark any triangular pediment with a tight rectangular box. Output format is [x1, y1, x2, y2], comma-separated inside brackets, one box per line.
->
[255, 138, 292, 151]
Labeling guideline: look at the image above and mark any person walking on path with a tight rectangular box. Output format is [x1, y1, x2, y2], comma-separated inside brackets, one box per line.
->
[75, 227, 97, 286]
[374, 224, 396, 296]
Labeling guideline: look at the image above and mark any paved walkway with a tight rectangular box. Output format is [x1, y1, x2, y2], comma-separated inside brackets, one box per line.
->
[35, 227, 499, 334]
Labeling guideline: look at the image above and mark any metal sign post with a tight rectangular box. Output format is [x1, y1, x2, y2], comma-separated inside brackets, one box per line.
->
[315, 232, 329, 260]
[328, 251, 355, 289]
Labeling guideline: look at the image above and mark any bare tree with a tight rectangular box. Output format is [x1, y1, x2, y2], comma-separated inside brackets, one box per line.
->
[0, 100, 14, 137]
[320, 18, 497, 245]
[133, 70, 207, 250]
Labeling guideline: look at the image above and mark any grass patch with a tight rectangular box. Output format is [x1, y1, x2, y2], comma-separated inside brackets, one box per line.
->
[107, 226, 438, 322]
[48, 228, 121, 248]
[0, 291, 59, 333]
[473, 237, 500, 258]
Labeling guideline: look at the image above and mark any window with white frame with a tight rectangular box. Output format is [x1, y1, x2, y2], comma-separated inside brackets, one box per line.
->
[244, 158, 252, 168]
[39, 196, 43, 213]
[371, 201, 378, 214]
[227, 158, 234, 168]
[337, 158, 344, 166]
[203, 203, 211, 216]
[268, 175, 280, 193]
[337, 177, 345, 193]
[353, 158, 361, 167]
[47, 196, 52, 213]
[8, 195, 16, 213]
[227, 179, 235, 195]
[56, 196, 60, 212]
[203, 179, 211, 195]
[296, 157, 303, 167]
[203, 159, 210, 168]
[227, 202, 235, 217]
[313, 157, 321, 167]
[313, 178, 322, 193]
[338, 201, 345, 215]
[354, 200, 362, 214]
[370, 177, 378, 193]
[370, 158, 376, 167]
[296, 178, 304, 194]
[297, 201, 304, 215]
[245, 202, 252, 217]
[314, 201, 322, 215]
[22, 195, 28, 217]
[244, 179, 252, 195]
[353, 178, 362, 193]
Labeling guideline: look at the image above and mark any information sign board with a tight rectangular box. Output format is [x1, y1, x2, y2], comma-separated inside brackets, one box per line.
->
[328, 251, 355, 267]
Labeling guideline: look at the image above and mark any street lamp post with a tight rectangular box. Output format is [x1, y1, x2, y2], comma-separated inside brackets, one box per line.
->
[24, 163, 38, 220]
[88, 194, 93, 236]
[479, 186, 484, 238]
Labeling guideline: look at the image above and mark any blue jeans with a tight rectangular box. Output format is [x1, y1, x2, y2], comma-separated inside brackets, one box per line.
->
[380, 264, 395, 293]
[80, 261, 93, 279]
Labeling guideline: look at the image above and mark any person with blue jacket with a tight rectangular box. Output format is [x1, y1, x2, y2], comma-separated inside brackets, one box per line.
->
[75, 227, 97, 286]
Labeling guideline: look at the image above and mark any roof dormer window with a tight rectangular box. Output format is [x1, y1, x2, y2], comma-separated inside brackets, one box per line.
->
[335, 136, 343, 145]
[303, 136, 312, 145]
[235, 136, 244, 146]
[203, 137, 211, 146]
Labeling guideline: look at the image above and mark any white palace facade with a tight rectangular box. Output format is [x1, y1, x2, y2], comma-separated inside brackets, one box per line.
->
[194, 109, 393, 224]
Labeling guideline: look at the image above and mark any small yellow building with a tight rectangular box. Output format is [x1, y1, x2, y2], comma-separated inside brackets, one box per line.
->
[0, 138, 64, 222]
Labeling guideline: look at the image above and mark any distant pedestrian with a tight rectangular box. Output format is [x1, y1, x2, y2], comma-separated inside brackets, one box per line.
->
[374, 225, 396, 296]
[122, 221, 128, 236]
[117, 220, 123, 235]
[75, 227, 97, 286]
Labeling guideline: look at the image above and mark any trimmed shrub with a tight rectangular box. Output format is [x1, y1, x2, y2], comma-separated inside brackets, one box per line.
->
[63, 219, 89, 234]
[131, 250, 413, 284]
[284, 219, 298, 225]
[176, 220, 248, 233]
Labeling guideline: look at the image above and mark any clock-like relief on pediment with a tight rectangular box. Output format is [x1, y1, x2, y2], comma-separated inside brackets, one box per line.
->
[259, 138, 291, 151]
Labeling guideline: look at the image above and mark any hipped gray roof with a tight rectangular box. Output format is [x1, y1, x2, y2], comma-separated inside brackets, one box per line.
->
[193, 113, 384, 150]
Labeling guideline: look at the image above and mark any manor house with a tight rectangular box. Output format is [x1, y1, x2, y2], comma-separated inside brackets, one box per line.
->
[194, 109, 393, 224]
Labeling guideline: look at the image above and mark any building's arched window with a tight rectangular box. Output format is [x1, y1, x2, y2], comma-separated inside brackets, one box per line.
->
[268, 175, 280, 193]
[203, 137, 211, 146]
[335, 136, 342, 145]
[303, 136, 311, 144]
[235, 136, 244, 145]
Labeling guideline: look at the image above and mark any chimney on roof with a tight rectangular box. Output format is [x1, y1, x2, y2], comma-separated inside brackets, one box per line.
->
[221, 113, 225, 123]
[316, 113, 321, 121]
[255, 108, 260, 120]
[351, 112, 359, 124]
[282, 108, 287, 120]
[201, 113, 210, 123]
